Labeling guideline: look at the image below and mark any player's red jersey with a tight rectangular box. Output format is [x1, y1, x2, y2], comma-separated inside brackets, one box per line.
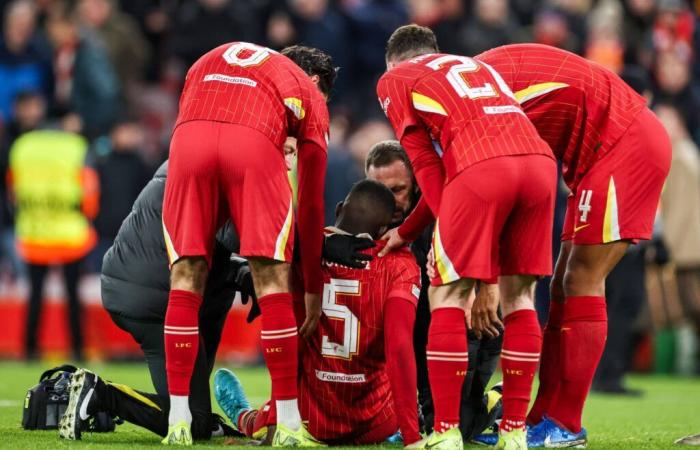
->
[175, 41, 329, 153]
[377, 53, 552, 181]
[477, 44, 647, 189]
[299, 242, 420, 442]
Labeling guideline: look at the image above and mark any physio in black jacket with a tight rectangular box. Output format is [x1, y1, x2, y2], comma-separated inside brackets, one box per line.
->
[98, 161, 244, 439]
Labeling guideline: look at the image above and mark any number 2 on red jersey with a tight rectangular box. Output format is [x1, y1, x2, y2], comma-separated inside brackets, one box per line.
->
[420, 54, 517, 101]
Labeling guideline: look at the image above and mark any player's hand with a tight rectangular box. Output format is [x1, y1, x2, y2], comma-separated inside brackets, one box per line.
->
[323, 233, 375, 268]
[471, 283, 503, 339]
[426, 248, 436, 279]
[300, 292, 321, 338]
[229, 256, 256, 305]
[378, 228, 407, 257]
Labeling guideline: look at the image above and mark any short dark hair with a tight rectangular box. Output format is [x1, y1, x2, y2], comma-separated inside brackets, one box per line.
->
[282, 45, 337, 97]
[386, 24, 439, 63]
[345, 179, 396, 218]
[365, 140, 414, 179]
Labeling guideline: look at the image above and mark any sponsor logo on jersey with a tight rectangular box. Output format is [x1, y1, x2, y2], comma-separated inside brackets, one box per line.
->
[203, 74, 257, 87]
[482, 105, 525, 116]
[315, 370, 366, 383]
[412, 284, 421, 299]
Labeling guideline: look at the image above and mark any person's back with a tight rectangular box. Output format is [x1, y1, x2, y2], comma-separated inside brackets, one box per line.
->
[377, 52, 551, 181]
[300, 243, 419, 443]
[477, 43, 647, 187]
[175, 41, 327, 151]
[9, 129, 96, 264]
[101, 162, 170, 320]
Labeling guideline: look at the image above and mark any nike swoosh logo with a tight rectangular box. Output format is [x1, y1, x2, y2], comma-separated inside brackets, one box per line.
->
[574, 224, 590, 233]
[79, 388, 94, 421]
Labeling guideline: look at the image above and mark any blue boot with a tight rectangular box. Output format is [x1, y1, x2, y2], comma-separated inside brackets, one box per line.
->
[214, 368, 251, 429]
[527, 416, 587, 448]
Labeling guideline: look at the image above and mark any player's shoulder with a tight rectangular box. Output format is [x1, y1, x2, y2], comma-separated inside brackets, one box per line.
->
[376, 242, 419, 275]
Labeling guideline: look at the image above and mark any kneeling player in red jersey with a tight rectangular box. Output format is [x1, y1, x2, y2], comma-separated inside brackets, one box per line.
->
[215, 180, 421, 446]
[377, 25, 557, 450]
[161, 42, 335, 445]
[477, 44, 672, 447]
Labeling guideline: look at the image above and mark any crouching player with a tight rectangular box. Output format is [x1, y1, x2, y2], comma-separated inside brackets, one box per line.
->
[216, 180, 422, 446]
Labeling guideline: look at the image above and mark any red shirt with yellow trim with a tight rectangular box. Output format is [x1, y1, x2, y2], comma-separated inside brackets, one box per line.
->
[175, 41, 329, 151]
[377, 53, 552, 182]
[175, 42, 329, 293]
[477, 44, 647, 189]
[299, 242, 421, 443]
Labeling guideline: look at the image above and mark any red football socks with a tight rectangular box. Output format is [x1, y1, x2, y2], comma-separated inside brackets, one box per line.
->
[527, 300, 564, 425]
[500, 309, 542, 432]
[258, 293, 299, 401]
[164, 289, 202, 396]
[427, 307, 468, 433]
[548, 296, 607, 433]
[238, 409, 258, 437]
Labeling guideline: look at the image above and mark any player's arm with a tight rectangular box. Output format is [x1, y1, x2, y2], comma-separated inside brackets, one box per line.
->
[377, 75, 444, 255]
[383, 256, 421, 445]
[296, 99, 329, 337]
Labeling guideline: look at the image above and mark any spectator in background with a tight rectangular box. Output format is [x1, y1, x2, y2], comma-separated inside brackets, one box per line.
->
[46, 1, 120, 138]
[169, 0, 264, 69]
[532, 9, 580, 53]
[288, 0, 351, 100]
[7, 120, 99, 361]
[656, 102, 700, 374]
[341, 0, 407, 112]
[653, 0, 694, 61]
[92, 120, 151, 271]
[653, 49, 700, 145]
[76, 0, 151, 101]
[622, 0, 656, 66]
[0, 0, 53, 121]
[585, 1, 624, 73]
[0, 91, 46, 280]
[458, 0, 528, 56]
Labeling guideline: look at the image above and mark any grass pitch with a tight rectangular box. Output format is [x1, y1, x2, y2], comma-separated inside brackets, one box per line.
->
[0, 362, 698, 449]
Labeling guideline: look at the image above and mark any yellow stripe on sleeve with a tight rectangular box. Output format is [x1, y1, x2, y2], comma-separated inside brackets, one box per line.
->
[412, 92, 448, 116]
[514, 82, 569, 104]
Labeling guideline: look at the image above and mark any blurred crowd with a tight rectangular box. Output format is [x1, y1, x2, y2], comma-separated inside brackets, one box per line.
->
[0, 0, 699, 375]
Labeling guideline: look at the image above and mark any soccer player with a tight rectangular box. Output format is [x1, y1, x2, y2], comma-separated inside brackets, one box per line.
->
[477, 44, 672, 446]
[161, 43, 334, 445]
[216, 179, 422, 446]
[376, 25, 557, 450]
[365, 140, 503, 440]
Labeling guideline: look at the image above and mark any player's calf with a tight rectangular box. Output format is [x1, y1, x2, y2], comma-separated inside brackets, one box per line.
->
[498, 276, 541, 434]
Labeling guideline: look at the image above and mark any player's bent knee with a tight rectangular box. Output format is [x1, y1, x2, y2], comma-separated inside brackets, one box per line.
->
[248, 257, 290, 297]
[428, 278, 474, 311]
[499, 275, 536, 314]
[170, 257, 209, 294]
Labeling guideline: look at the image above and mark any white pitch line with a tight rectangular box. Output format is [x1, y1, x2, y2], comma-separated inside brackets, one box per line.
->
[0, 400, 21, 407]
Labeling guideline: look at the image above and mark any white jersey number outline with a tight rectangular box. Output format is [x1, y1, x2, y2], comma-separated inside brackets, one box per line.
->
[321, 278, 360, 360]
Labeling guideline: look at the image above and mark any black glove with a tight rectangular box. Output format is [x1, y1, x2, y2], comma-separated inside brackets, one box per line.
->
[323, 233, 376, 269]
[229, 255, 261, 323]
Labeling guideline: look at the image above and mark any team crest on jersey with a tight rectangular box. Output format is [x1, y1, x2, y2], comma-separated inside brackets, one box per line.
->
[380, 96, 391, 115]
